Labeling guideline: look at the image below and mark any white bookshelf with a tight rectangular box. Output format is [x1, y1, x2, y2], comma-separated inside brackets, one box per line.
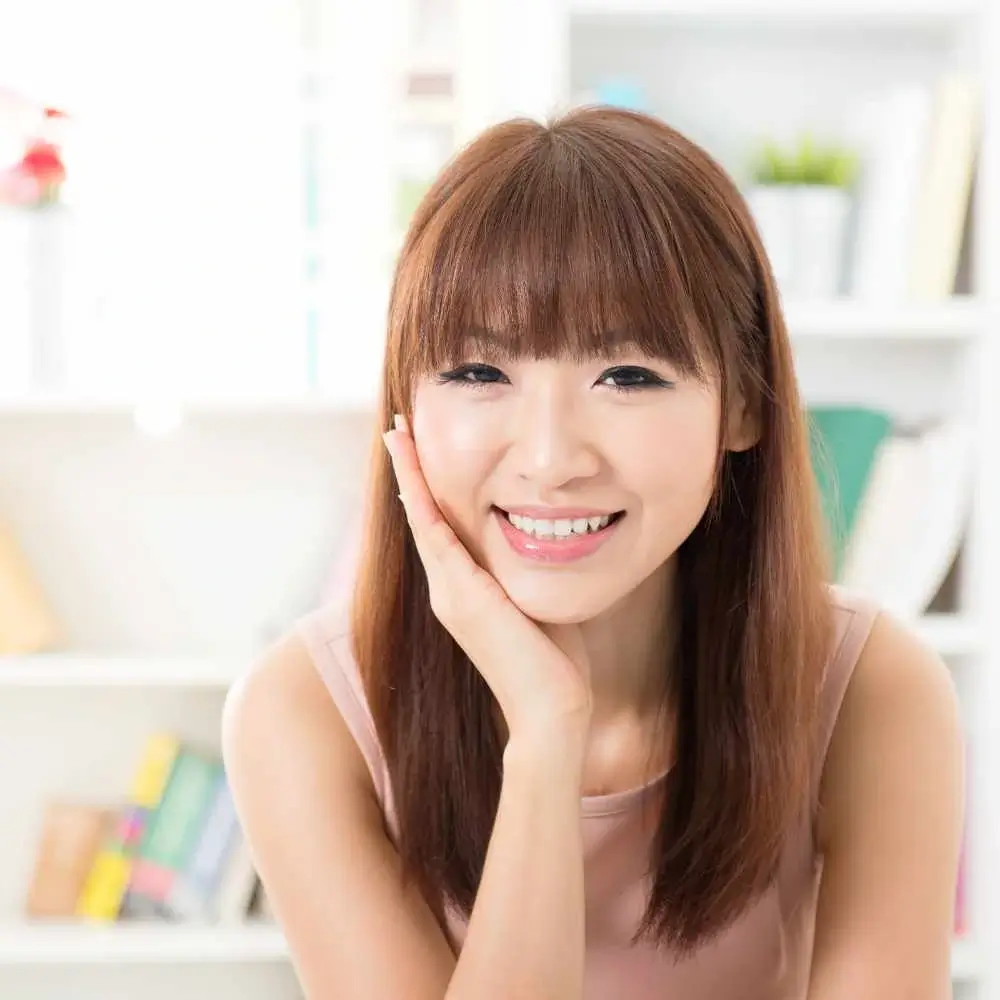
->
[782, 298, 983, 341]
[0, 921, 980, 975]
[0, 922, 288, 965]
[568, 0, 977, 26]
[0, 297, 982, 423]
[0, 2, 996, 1000]
[0, 654, 252, 689]
[0, 611, 974, 692]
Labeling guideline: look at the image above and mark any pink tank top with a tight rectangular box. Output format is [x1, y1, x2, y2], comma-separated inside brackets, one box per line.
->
[296, 585, 879, 1000]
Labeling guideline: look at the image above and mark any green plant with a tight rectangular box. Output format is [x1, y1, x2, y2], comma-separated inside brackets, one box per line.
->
[750, 133, 859, 188]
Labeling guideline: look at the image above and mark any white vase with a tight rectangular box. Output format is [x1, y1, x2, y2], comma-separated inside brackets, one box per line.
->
[746, 184, 853, 299]
[746, 186, 797, 293]
[791, 185, 852, 299]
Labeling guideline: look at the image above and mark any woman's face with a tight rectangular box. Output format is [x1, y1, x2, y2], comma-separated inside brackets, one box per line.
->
[411, 346, 725, 624]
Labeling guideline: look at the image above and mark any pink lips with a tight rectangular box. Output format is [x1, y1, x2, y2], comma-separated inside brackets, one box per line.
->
[494, 507, 623, 564]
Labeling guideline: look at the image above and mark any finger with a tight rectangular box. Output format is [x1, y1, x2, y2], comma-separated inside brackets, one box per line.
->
[382, 420, 476, 575]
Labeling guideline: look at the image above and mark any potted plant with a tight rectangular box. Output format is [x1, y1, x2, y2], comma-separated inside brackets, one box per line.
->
[745, 133, 859, 298]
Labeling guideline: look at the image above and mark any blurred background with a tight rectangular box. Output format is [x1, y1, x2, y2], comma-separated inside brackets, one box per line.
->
[0, 0, 997, 998]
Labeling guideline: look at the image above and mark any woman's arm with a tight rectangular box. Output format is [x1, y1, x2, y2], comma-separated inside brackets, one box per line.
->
[808, 612, 965, 1000]
[222, 634, 588, 1000]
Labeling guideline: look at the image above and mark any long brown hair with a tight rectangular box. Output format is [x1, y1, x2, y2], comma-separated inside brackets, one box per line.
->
[349, 107, 833, 953]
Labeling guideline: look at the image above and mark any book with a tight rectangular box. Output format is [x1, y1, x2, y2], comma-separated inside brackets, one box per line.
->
[840, 420, 974, 616]
[253, 883, 276, 922]
[121, 748, 224, 919]
[166, 769, 242, 921]
[75, 733, 181, 921]
[807, 407, 893, 578]
[214, 833, 260, 924]
[847, 83, 932, 302]
[25, 801, 114, 919]
[838, 435, 922, 602]
[908, 74, 981, 300]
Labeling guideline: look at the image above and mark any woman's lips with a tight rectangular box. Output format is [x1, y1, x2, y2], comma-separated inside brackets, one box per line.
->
[493, 507, 624, 564]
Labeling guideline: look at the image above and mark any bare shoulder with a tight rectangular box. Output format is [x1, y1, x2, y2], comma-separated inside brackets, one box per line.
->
[838, 610, 960, 760]
[221, 630, 455, 1000]
[808, 613, 966, 997]
[222, 629, 371, 804]
[817, 606, 965, 852]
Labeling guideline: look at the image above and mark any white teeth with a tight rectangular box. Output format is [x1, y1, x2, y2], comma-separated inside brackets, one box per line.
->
[506, 511, 615, 539]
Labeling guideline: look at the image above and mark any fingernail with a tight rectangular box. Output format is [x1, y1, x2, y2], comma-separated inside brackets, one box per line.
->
[393, 414, 403, 432]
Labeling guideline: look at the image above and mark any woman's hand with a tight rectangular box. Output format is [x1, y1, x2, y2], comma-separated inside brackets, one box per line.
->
[383, 415, 593, 744]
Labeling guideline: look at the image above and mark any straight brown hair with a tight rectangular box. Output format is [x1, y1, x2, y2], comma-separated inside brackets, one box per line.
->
[348, 106, 834, 953]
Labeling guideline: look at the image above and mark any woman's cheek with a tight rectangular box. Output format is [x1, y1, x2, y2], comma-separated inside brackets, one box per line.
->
[412, 396, 498, 506]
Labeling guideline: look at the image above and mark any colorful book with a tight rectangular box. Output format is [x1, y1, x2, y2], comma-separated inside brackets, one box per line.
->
[75, 733, 180, 921]
[839, 420, 974, 616]
[121, 748, 224, 919]
[26, 801, 114, 919]
[807, 407, 893, 578]
[166, 769, 242, 921]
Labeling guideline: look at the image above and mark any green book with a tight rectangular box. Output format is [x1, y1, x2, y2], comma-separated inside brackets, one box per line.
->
[120, 748, 224, 919]
[807, 407, 893, 578]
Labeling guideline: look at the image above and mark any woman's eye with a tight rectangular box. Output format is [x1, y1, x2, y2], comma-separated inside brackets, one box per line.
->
[435, 363, 509, 389]
[598, 366, 673, 392]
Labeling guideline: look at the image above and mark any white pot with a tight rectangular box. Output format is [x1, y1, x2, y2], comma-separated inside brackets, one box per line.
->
[746, 184, 852, 298]
[791, 185, 852, 298]
[746, 186, 796, 292]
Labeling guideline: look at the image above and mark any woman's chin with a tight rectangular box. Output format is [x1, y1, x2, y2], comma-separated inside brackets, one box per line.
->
[499, 581, 611, 626]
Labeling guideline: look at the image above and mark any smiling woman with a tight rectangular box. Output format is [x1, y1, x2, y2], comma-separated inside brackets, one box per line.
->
[222, 106, 963, 1000]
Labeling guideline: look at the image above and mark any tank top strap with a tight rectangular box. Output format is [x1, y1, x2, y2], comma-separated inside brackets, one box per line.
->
[819, 585, 882, 765]
[295, 602, 394, 815]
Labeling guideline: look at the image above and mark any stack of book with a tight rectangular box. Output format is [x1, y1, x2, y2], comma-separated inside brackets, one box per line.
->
[849, 72, 980, 302]
[808, 406, 975, 618]
[25, 732, 269, 925]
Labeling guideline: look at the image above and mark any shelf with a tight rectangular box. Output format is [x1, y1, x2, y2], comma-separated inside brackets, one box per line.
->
[784, 298, 983, 341]
[0, 922, 974, 975]
[0, 299, 981, 421]
[0, 922, 287, 964]
[570, 0, 977, 28]
[0, 391, 377, 418]
[951, 935, 980, 982]
[914, 614, 980, 658]
[0, 653, 251, 689]
[0, 614, 976, 690]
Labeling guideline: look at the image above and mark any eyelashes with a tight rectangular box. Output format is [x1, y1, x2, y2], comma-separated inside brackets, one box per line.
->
[433, 364, 507, 390]
[596, 366, 675, 392]
[433, 363, 675, 394]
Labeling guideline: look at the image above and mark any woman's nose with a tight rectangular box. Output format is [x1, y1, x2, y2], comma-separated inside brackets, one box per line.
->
[510, 392, 601, 489]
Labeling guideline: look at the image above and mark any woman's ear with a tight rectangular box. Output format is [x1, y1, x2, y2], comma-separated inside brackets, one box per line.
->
[725, 386, 761, 453]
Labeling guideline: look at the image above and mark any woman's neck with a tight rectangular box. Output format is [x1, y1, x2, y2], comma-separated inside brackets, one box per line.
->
[579, 559, 676, 727]
[546, 561, 678, 797]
